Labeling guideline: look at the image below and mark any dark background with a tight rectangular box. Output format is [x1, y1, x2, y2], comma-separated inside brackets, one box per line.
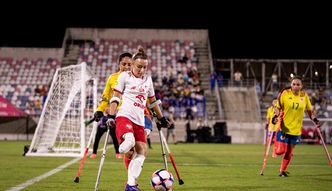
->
[0, 3, 331, 59]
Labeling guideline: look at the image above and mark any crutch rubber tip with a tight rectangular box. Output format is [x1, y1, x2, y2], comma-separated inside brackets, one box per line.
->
[74, 177, 80, 183]
[179, 179, 184, 185]
[260, 171, 264, 176]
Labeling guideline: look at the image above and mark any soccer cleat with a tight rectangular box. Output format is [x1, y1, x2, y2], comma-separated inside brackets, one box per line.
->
[90, 153, 97, 159]
[124, 184, 141, 191]
[116, 153, 123, 159]
[279, 171, 289, 177]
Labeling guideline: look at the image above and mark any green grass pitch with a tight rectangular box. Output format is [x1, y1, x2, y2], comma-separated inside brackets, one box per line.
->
[1, 141, 331, 191]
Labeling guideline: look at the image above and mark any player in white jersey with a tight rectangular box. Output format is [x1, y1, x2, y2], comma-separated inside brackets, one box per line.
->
[107, 47, 170, 191]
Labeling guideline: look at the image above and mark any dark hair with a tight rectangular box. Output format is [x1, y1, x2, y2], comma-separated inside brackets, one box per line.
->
[290, 75, 302, 82]
[132, 46, 148, 60]
[118, 52, 132, 63]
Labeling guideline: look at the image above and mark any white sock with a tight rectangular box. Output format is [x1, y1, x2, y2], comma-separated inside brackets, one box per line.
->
[127, 154, 145, 186]
[119, 133, 135, 154]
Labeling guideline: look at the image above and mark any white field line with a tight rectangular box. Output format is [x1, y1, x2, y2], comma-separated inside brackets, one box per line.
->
[6, 157, 80, 191]
[6, 145, 113, 191]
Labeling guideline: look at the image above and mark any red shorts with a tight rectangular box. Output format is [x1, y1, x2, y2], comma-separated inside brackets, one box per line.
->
[115, 116, 146, 144]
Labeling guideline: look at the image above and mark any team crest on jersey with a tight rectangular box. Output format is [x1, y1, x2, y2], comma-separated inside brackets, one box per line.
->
[126, 124, 133, 130]
[300, 98, 304, 101]
[288, 97, 292, 100]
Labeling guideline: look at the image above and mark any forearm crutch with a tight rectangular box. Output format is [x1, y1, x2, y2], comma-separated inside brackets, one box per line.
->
[315, 125, 332, 167]
[260, 131, 275, 175]
[74, 117, 96, 183]
[158, 124, 184, 185]
[148, 100, 184, 185]
[94, 126, 111, 191]
[157, 124, 168, 170]
[148, 100, 168, 170]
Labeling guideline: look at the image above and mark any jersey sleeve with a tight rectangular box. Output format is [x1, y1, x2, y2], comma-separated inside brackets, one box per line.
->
[114, 72, 127, 93]
[276, 91, 285, 110]
[147, 76, 155, 98]
[97, 75, 115, 112]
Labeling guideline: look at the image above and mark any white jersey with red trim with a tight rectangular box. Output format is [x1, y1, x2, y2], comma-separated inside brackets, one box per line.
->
[114, 71, 155, 126]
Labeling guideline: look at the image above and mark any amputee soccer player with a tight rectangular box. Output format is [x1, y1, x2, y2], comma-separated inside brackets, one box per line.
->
[92, 52, 132, 159]
[273, 76, 320, 177]
[265, 99, 278, 157]
[107, 47, 170, 191]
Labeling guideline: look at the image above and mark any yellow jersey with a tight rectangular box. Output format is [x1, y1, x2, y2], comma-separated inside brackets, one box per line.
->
[97, 71, 121, 112]
[276, 88, 312, 136]
[266, 106, 277, 131]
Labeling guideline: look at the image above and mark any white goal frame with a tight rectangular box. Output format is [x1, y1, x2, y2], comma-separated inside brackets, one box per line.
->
[26, 62, 97, 157]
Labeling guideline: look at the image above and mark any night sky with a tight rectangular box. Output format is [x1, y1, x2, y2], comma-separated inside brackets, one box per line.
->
[0, 3, 331, 59]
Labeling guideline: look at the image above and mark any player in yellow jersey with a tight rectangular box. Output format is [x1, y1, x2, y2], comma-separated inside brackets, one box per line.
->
[273, 76, 320, 177]
[265, 99, 278, 157]
[91, 52, 132, 159]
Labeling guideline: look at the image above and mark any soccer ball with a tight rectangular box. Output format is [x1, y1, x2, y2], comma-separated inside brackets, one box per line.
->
[150, 169, 174, 191]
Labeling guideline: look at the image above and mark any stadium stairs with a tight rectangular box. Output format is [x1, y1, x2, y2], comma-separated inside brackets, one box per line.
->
[194, 41, 219, 120]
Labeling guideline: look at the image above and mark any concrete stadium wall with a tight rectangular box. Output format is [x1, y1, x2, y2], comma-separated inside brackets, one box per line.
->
[0, 48, 64, 60]
[226, 121, 264, 144]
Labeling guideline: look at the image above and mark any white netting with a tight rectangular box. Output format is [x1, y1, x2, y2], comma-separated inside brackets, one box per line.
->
[27, 63, 97, 157]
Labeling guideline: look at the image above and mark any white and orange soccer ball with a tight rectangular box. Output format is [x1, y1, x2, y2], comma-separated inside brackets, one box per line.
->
[150, 169, 174, 191]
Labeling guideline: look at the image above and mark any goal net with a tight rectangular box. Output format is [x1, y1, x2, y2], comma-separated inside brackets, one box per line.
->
[26, 62, 97, 157]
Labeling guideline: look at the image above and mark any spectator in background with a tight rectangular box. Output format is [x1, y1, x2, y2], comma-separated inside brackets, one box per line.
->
[166, 106, 177, 144]
[210, 72, 217, 94]
[217, 72, 223, 88]
[186, 106, 194, 120]
[255, 80, 262, 97]
[271, 73, 278, 91]
[234, 70, 243, 86]
[185, 120, 194, 143]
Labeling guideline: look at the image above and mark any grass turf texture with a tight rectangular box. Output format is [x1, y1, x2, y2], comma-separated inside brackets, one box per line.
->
[1, 141, 331, 191]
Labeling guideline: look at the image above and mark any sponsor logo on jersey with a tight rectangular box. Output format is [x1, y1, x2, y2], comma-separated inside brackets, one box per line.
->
[133, 102, 145, 109]
[136, 94, 146, 104]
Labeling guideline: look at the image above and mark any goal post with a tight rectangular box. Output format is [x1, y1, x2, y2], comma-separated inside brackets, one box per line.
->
[26, 62, 98, 157]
